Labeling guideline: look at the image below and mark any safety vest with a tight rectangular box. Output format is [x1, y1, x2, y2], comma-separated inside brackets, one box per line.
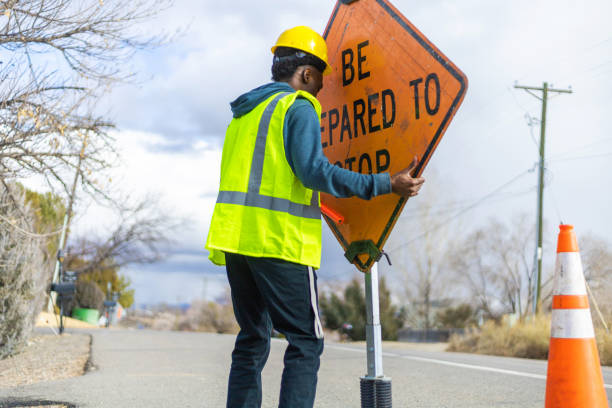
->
[205, 90, 323, 268]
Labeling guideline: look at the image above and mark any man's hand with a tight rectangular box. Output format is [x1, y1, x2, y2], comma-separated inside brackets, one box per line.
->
[390, 156, 425, 197]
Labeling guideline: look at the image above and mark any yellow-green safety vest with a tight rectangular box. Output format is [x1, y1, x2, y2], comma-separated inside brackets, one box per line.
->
[205, 90, 323, 268]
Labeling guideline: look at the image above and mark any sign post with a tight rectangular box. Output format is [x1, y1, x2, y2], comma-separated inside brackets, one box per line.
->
[361, 262, 392, 406]
[319, 0, 468, 406]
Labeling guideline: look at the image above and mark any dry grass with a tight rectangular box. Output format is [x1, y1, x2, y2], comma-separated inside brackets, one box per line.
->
[448, 314, 612, 366]
[596, 329, 612, 366]
[448, 314, 550, 359]
[118, 301, 239, 335]
[173, 301, 238, 334]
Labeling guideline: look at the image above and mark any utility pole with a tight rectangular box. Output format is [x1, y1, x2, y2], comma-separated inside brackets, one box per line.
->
[514, 82, 572, 315]
[47, 136, 86, 313]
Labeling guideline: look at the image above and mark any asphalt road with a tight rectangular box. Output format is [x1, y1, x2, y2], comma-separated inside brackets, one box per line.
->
[1, 328, 610, 407]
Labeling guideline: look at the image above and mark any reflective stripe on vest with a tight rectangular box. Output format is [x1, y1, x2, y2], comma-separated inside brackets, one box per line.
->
[215, 92, 320, 219]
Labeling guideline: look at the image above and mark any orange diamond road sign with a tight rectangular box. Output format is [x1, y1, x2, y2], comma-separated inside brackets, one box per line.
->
[319, 0, 468, 272]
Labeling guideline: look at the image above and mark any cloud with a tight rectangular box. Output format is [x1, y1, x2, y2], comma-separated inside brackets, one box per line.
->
[79, 0, 612, 307]
[102, 0, 337, 146]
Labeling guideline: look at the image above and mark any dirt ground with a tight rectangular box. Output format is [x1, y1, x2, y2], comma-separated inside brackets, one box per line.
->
[0, 312, 94, 391]
[0, 332, 91, 389]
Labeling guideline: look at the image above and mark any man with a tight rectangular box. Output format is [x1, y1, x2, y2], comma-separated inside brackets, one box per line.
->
[206, 26, 424, 408]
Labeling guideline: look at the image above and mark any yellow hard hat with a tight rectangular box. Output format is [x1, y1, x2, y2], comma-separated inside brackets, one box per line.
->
[271, 26, 331, 75]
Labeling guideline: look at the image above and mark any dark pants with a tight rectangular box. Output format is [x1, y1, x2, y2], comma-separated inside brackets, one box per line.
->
[225, 253, 324, 408]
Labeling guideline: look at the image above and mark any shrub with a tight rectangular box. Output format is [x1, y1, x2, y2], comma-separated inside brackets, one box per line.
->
[0, 185, 49, 359]
[320, 279, 366, 341]
[320, 277, 404, 341]
[596, 329, 612, 366]
[435, 304, 478, 328]
[151, 312, 177, 331]
[177, 299, 238, 334]
[198, 301, 238, 334]
[449, 315, 612, 366]
[448, 314, 550, 360]
[74, 280, 105, 312]
[68, 259, 135, 309]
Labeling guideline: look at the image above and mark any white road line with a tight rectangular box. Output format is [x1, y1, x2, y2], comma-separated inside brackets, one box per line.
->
[325, 344, 612, 389]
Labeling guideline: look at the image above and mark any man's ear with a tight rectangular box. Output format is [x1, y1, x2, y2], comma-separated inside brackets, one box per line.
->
[301, 66, 311, 84]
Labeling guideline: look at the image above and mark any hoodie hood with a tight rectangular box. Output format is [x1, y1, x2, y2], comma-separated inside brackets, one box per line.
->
[230, 82, 295, 118]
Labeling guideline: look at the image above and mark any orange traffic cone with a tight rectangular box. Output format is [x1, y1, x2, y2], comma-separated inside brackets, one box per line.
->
[545, 224, 609, 407]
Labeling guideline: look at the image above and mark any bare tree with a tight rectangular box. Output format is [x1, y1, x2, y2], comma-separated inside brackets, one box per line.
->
[0, 1, 175, 356]
[579, 233, 612, 313]
[0, 0, 170, 202]
[65, 195, 182, 275]
[449, 214, 546, 319]
[386, 187, 459, 329]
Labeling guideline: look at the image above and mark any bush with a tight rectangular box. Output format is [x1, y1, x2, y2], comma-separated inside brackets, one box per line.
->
[0, 185, 50, 359]
[435, 304, 477, 329]
[67, 259, 135, 309]
[74, 280, 105, 312]
[596, 329, 612, 366]
[198, 301, 238, 334]
[320, 279, 366, 341]
[449, 315, 612, 366]
[177, 299, 238, 334]
[447, 314, 550, 359]
[320, 277, 404, 341]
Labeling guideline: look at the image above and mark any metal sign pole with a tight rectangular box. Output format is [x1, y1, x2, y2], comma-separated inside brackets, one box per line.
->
[361, 261, 392, 407]
[365, 262, 383, 376]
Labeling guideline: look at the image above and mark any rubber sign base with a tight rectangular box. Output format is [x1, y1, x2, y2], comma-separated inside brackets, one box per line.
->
[360, 377, 392, 408]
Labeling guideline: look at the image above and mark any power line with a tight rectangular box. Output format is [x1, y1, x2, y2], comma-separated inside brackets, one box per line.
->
[400, 185, 536, 219]
[543, 168, 564, 225]
[549, 151, 612, 163]
[388, 168, 533, 253]
[548, 136, 612, 161]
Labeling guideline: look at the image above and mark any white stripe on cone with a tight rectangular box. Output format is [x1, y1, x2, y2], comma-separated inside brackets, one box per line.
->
[551, 309, 596, 339]
[551, 252, 594, 339]
[552, 252, 587, 296]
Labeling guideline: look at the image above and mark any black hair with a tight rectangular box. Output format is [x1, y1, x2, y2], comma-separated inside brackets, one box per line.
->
[271, 46, 326, 81]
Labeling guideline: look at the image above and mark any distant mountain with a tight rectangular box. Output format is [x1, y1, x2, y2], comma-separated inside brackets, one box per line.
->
[135, 302, 192, 313]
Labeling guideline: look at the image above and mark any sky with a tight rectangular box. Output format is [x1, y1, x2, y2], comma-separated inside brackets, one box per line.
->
[65, 0, 612, 306]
